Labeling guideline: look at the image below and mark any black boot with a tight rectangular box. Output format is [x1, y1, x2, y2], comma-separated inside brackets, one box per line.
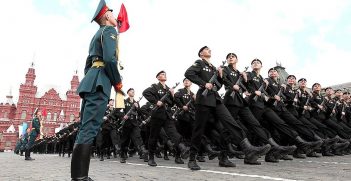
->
[205, 144, 220, 160]
[240, 138, 271, 165]
[295, 136, 321, 154]
[227, 143, 244, 160]
[218, 151, 236, 167]
[99, 150, 104, 161]
[178, 143, 190, 159]
[106, 148, 111, 159]
[175, 153, 184, 164]
[20, 150, 24, 156]
[196, 154, 206, 162]
[292, 149, 306, 159]
[120, 152, 126, 163]
[148, 153, 157, 166]
[139, 145, 148, 162]
[164, 150, 170, 160]
[71, 144, 93, 181]
[188, 153, 200, 170]
[25, 149, 35, 161]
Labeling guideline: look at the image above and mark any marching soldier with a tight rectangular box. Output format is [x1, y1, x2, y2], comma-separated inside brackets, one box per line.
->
[185, 46, 270, 170]
[142, 71, 190, 167]
[71, 0, 122, 180]
[223, 53, 295, 163]
[119, 88, 148, 163]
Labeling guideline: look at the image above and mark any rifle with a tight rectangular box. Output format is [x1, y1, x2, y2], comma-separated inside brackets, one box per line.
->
[301, 93, 311, 115]
[202, 61, 226, 97]
[292, 89, 300, 107]
[329, 100, 339, 117]
[117, 96, 144, 133]
[341, 102, 347, 120]
[317, 98, 327, 113]
[139, 82, 180, 127]
[273, 86, 285, 107]
[253, 81, 267, 102]
[230, 66, 249, 99]
[172, 99, 193, 120]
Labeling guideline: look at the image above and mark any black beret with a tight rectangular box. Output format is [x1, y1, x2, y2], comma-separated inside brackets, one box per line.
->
[287, 75, 296, 80]
[324, 87, 333, 91]
[336, 89, 342, 92]
[298, 78, 307, 82]
[198, 46, 208, 57]
[127, 88, 134, 94]
[183, 77, 189, 82]
[226, 53, 237, 59]
[268, 67, 277, 74]
[251, 58, 262, 65]
[108, 99, 113, 102]
[156, 70, 166, 78]
[312, 83, 321, 88]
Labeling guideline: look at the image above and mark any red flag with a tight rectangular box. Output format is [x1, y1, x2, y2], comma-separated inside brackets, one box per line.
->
[42, 108, 47, 117]
[117, 3, 130, 33]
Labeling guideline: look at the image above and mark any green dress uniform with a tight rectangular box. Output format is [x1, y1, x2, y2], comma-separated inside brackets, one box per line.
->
[71, 0, 121, 180]
[25, 117, 41, 160]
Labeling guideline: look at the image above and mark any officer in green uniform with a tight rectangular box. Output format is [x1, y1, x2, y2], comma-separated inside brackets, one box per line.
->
[70, 0, 122, 180]
[25, 108, 41, 161]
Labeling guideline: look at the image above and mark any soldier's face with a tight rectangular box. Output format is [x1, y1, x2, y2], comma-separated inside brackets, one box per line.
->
[287, 77, 296, 85]
[335, 91, 342, 97]
[251, 61, 262, 70]
[298, 80, 306, 88]
[200, 48, 211, 57]
[128, 90, 135, 97]
[227, 55, 237, 64]
[109, 100, 114, 106]
[268, 70, 278, 78]
[106, 11, 118, 27]
[313, 84, 321, 91]
[157, 73, 167, 81]
[183, 79, 192, 87]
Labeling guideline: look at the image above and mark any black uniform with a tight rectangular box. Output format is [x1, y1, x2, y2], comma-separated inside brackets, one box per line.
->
[143, 82, 188, 166]
[174, 88, 195, 140]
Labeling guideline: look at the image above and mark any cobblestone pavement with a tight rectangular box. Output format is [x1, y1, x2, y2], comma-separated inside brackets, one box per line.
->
[1, 152, 351, 181]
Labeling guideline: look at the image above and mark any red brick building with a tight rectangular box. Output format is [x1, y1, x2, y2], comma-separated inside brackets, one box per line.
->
[0, 64, 80, 151]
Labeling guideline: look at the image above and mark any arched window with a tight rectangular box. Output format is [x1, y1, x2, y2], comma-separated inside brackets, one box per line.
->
[53, 113, 57, 121]
[21, 111, 26, 120]
[47, 113, 51, 121]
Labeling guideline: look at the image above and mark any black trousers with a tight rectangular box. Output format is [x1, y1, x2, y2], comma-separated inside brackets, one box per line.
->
[148, 116, 181, 154]
[251, 107, 299, 141]
[227, 105, 271, 144]
[275, 110, 317, 141]
[191, 104, 246, 153]
[307, 117, 337, 138]
[120, 121, 144, 152]
[321, 117, 351, 139]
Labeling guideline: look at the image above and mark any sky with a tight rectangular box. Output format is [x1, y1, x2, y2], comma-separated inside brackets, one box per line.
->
[0, 0, 351, 105]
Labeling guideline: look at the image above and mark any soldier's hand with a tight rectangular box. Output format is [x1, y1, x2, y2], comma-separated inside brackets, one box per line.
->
[263, 79, 269, 86]
[183, 106, 189, 111]
[156, 101, 163, 107]
[281, 84, 286, 89]
[244, 91, 251, 97]
[217, 67, 223, 78]
[123, 115, 129, 120]
[205, 83, 213, 90]
[233, 85, 240, 91]
[318, 105, 323, 110]
[134, 103, 139, 108]
[294, 98, 298, 102]
[304, 106, 308, 110]
[255, 91, 262, 96]
[241, 72, 248, 81]
[169, 88, 175, 96]
[274, 95, 281, 101]
[192, 94, 196, 100]
[114, 82, 123, 91]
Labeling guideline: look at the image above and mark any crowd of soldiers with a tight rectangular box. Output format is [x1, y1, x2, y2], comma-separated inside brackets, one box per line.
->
[14, 46, 351, 171]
